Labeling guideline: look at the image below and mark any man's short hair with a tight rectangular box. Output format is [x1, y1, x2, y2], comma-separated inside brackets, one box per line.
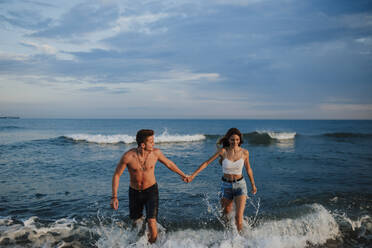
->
[136, 129, 154, 146]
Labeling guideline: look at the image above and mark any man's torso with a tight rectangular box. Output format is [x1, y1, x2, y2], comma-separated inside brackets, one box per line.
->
[126, 148, 159, 190]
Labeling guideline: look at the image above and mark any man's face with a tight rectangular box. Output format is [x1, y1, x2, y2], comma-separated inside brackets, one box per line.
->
[142, 135, 155, 151]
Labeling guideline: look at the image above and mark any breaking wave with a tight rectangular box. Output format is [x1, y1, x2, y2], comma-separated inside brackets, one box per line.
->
[25, 131, 372, 146]
[63, 131, 206, 144]
[257, 131, 297, 140]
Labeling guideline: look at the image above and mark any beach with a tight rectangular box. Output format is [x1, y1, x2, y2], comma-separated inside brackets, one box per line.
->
[0, 119, 371, 247]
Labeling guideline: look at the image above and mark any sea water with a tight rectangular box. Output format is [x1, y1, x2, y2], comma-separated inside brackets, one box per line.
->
[0, 119, 371, 247]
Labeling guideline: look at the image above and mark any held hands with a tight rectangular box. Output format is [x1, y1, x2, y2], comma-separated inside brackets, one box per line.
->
[183, 175, 195, 183]
[181, 174, 189, 183]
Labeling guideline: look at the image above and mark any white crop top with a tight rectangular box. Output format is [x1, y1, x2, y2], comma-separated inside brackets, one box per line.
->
[222, 158, 244, 175]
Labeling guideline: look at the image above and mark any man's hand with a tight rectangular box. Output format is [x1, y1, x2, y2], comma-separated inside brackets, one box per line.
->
[185, 175, 194, 183]
[182, 174, 189, 183]
[111, 197, 119, 210]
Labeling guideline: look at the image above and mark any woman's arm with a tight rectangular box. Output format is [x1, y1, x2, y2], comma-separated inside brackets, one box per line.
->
[244, 150, 257, 194]
[187, 148, 224, 182]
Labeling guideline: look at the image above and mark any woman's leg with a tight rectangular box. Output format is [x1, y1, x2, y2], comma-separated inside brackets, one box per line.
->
[220, 197, 233, 227]
[221, 197, 233, 215]
[234, 195, 247, 232]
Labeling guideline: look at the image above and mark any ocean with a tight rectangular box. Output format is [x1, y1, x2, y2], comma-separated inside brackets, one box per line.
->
[0, 119, 371, 248]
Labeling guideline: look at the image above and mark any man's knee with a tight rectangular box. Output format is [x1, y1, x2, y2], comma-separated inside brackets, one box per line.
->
[147, 218, 157, 225]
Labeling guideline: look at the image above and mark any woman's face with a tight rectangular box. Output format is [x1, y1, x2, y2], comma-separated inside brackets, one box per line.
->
[229, 134, 240, 147]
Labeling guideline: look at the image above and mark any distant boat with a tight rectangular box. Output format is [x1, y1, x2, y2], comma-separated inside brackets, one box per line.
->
[0, 116, 20, 119]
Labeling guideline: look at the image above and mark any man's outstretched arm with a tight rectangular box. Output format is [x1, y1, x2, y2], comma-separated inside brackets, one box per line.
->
[111, 154, 128, 210]
[156, 150, 187, 179]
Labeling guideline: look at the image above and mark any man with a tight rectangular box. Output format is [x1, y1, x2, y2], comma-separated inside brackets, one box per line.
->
[110, 129, 187, 243]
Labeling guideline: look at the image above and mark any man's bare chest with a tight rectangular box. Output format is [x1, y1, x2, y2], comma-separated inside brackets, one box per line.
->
[128, 158, 157, 172]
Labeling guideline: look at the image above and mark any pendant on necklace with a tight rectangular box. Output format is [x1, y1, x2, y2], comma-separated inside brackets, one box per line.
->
[137, 150, 148, 171]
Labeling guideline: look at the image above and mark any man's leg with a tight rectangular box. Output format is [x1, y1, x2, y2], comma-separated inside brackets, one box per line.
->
[147, 218, 158, 243]
[129, 187, 145, 232]
[132, 216, 146, 236]
[145, 183, 159, 243]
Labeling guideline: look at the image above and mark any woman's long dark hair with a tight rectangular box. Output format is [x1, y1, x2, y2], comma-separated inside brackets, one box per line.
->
[218, 128, 244, 148]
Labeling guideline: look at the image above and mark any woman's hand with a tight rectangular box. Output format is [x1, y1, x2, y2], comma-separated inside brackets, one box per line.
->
[111, 197, 119, 210]
[185, 175, 195, 183]
[181, 174, 189, 182]
[251, 185, 257, 195]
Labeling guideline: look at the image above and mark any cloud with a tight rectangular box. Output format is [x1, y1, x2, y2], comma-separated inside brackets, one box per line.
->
[215, 0, 265, 6]
[78, 86, 129, 94]
[0, 10, 52, 30]
[114, 13, 170, 34]
[355, 36, 372, 45]
[21, 40, 57, 55]
[320, 103, 372, 112]
[0, 52, 29, 61]
[31, 1, 119, 38]
[1, 0, 372, 118]
[17, 0, 56, 8]
[163, 70, 220, 82]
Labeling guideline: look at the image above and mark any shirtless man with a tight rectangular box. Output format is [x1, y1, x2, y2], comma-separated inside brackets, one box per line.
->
[110, 129, 187, 243]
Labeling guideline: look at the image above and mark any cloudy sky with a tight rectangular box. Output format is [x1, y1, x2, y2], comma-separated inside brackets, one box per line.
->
[0, 0, 371, 119]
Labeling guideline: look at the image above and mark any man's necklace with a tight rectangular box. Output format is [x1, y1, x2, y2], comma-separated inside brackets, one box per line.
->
[136, 149, 149, 171]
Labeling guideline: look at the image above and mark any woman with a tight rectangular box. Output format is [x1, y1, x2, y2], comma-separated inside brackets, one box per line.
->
[186, 128, 257, 232]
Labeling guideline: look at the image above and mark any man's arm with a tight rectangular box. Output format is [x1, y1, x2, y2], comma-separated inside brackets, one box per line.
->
[156, 149, 187, 179]
[111, 153, 128, 210]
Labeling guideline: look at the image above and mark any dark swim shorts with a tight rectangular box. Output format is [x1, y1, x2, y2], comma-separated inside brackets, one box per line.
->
[129, 183, 159, 220]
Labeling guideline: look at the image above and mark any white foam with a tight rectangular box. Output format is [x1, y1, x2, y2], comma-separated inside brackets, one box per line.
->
[95, 204, 340, 248]
[258, 131, 297, 140]
[0, 216, 13, 225]
[156, 131, 206, 143]
[244, 204, 340, 248]
[0, 204, 342, 248]
[0, 216, 87, 247]
[334, 212, 372, 232]
[65, 134, 136, 144]
[65, 131, 206, 144]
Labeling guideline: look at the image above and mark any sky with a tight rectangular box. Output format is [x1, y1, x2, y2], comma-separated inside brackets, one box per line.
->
[0, 0, 371, 119]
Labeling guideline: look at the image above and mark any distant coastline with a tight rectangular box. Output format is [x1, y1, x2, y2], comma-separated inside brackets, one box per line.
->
[0, 116, 20, 119]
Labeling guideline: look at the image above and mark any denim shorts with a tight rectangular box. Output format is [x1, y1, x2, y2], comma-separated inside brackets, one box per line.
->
[220, 178, 248, 200]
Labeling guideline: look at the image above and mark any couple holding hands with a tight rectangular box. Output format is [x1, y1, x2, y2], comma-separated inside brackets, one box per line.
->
[110, 128, 257, 243]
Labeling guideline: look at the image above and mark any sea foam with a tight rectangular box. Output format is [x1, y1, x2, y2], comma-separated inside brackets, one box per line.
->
[64, 131, 206, 144]
[0, 204, 343, 248]
[95, 204, 341, 248]
[258, 131, 297, 140]
[0, 216, 89, 247]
